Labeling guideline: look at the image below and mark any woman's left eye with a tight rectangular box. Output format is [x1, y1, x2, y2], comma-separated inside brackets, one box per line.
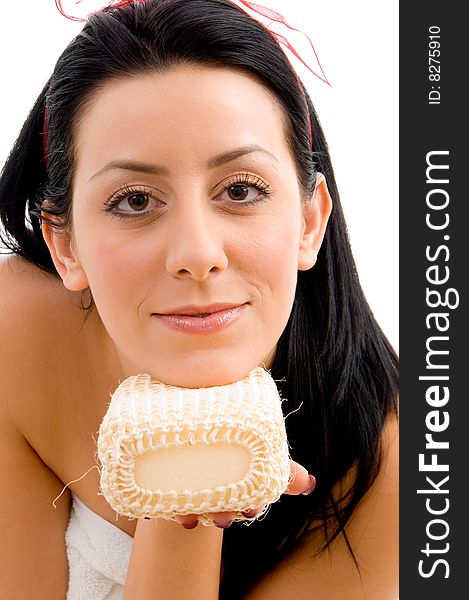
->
[217, 175, 271, 205]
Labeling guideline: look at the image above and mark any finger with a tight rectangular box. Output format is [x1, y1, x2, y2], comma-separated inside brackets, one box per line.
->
[241, 505, 268, 519]
[174, 514, 199, 529]
[211, 510, 236, 528]
[284, 460, 316, 495]
[241, 506, 266, 518]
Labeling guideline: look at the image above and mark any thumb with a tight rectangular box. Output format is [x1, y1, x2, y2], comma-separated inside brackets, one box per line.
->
[284, 460, 316, 495]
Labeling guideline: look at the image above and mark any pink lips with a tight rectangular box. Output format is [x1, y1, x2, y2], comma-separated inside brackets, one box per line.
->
[152, 304, 247, 334]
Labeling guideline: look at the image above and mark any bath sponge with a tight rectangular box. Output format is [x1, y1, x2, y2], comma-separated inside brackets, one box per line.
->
[97, 367, 291, 525]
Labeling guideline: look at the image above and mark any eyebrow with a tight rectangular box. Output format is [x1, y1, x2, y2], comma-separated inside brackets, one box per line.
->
[87, 144, 279, 183]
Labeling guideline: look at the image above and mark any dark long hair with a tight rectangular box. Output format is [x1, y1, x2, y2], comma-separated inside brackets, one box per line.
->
[0, 1, 398, 597]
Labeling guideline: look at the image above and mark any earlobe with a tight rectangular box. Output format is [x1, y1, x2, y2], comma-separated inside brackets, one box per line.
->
[297, 173, 333, 271]
[41, 213, 89, 291]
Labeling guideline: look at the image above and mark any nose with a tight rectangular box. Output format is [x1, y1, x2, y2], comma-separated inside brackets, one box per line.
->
[165, 203, 229, 281]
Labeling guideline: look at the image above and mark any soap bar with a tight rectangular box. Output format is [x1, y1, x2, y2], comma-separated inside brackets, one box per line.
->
[97, 367, 291, 525]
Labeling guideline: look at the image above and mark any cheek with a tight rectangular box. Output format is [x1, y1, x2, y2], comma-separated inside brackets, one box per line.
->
[76, 230, 154, 309]
[234, 216, 300, 297]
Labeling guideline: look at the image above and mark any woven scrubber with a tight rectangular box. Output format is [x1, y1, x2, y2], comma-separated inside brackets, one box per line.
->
[97, 367, 291, 526]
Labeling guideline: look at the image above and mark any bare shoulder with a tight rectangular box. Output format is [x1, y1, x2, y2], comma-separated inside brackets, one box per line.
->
[0, 254, 74, 597]
[0, 251, 115, 455]
[0, 253, 79, 330]
[314, 415, 399, 598]
[0, 252, 84, 453]
[0, 253, 125, 532]
[246, 415, 399, 600]
[0, 254, 80, 420]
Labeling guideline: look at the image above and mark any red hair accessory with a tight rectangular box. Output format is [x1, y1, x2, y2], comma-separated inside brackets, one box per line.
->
[234, 1, 329, 87]
[55, 0, 145, 22]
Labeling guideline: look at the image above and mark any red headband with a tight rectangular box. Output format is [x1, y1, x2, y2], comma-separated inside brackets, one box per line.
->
[55, 0, 144, 22]
[45, 0, 330, 164]
[235, 1, 329, 86]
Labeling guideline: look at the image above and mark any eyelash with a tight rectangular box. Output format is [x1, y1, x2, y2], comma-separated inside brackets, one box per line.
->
[103, 173, 271, 219]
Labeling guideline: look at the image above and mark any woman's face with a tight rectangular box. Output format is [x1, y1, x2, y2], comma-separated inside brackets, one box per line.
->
[45, 65, 331, 387]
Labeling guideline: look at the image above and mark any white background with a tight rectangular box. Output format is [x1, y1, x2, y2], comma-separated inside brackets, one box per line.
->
[0, 0, 398, 349]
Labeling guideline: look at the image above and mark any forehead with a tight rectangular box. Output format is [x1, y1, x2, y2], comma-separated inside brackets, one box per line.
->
[73, 65, 295, 175]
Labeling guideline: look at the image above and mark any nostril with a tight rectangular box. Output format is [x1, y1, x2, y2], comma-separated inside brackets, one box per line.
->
[166, 236, 228, 280]
[172, 263, 224, 281]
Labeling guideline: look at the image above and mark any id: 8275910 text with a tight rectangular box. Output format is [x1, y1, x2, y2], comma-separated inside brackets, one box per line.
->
[428, 25, 441, 105]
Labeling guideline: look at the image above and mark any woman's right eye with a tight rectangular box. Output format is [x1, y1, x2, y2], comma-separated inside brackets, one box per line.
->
[104, 186, 162, 219]
[121, 193, 150, 212]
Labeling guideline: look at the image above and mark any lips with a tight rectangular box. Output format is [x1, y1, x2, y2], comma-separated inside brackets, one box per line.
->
[152, 303, 248, 334]
[154, 303, 246, 316]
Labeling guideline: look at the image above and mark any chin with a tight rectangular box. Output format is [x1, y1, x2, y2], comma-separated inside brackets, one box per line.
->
[120, 352, 267, 389]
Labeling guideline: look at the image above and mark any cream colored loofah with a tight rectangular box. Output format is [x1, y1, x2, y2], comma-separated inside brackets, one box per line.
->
[97, 367, 291, 526]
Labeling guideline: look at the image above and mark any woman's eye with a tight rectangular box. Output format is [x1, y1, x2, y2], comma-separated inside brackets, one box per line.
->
[227, 185, 254, 202]
[219, 178, 270, 205]
[104, 188, 160, 218]
[123, 193, 150, 212]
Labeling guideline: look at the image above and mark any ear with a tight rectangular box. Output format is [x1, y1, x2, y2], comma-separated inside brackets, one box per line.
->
[297, 172, 333, 271]
[41, 212, 89, 291]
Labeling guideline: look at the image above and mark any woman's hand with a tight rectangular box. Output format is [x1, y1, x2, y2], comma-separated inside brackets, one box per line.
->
[174, 460, 316, 529]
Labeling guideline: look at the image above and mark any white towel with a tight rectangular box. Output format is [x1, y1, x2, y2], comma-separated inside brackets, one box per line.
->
[65, 493, 133, 600]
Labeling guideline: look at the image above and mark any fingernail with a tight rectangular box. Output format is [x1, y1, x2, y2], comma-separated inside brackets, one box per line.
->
[213, 519, 233, 529]
[182, 520, 199, 529]
[241, 508, 258, 518]
[301, 474, 316, 495]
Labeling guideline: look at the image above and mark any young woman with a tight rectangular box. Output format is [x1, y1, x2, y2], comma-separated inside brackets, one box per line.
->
[0, 0, 399, 598]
